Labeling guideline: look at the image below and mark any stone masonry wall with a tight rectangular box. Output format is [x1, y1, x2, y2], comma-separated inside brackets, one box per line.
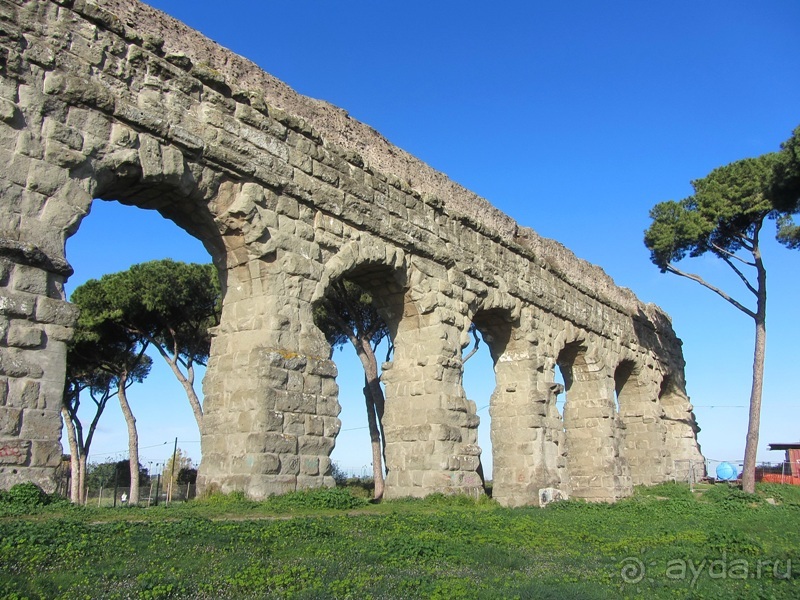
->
[0, 0, 702, 503]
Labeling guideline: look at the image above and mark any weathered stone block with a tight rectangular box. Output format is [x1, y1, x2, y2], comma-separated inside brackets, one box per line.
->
[246, 432, 297, 455]
[322, 417, 341, 437]
[34, 297, 79, 326]
[297, 435, 334, 455]
[304, 415, 324, 436]
[282, 411, 306, 436]
[429, 423, 463, 443]
[0, 439, 30, 465]
[18, 408, 61, 440]
[6, 322, 43, 348]
[275, 391, 316, 414]
[0, 349, 44, 378]
[29, 440, 61, 468]
[300, 456, 319, 476]
[398, 425, 431, 442]
[316, 396, 340, 417]
[11, 264, 48, 295]
[279, 454, 300, 475]
[16, 379, 40, 409]
[44, 324, 73, 342]
[0, 293, 36, 318]
[245, 452, 280, 475]
[0, 406, 23, 435]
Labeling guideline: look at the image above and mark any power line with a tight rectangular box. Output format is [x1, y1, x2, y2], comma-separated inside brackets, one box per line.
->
[88, 440, 200, 461]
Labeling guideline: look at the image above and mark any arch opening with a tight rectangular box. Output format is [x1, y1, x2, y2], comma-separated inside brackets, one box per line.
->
[62, 196, 218, 504]
[311, 261, 407, 499]
[465, 309, 516, 495]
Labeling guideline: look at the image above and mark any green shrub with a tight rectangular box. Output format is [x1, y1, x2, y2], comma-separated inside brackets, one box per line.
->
[756, 482, 800, 506]
[265, 487, 368, 511]
[388, 491, 492, 509]
[702, 483, 762, 509]
[634, 481, 695, 500]
[329, 462, 348, 486]
[192, 489, 255, 509]
[707, 529, 763, 556]
[0, 483, 50, 515]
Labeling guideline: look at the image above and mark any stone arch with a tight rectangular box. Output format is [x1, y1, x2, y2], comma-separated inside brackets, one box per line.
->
[309, 240, 409, 488]
[312, 239, 409, 342]
[1, 116, 234, 490]
[38, 115, 228, 264]
[461, 294, 566, 506]
[553, 332, 630, 501]
[313, 240, 407, 304]
[613, 357, 666, 485]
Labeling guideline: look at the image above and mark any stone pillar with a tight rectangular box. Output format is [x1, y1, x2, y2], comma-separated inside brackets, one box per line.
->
[486, 315, 565, 507]
[381, 300, 482, 498]
[615, 361, 668, 486]
[0, 252, 77, 492]
[198, 241, 339, 498]
[659, 374, 704, 481]
[562, 346, 631, 501]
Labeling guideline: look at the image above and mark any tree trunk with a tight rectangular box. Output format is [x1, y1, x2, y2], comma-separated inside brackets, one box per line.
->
[363, 379, 385, 500]
[61, 406, 82, 503]
[154, 344, 204, 431]
[356, 342, 386, 500]
[742, 251, 767, 494]
[117, 373, 140, 505]
[78, 454, 88, 505]
[360, 341, 387, 466]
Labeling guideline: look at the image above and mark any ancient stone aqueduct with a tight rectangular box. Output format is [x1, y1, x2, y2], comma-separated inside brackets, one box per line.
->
[0, 0, 703, 505]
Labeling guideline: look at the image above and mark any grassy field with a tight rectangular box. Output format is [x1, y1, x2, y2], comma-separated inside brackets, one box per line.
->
[1, 482, 799, 599]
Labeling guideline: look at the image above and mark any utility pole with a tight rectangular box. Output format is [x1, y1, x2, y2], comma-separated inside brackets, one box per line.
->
[154, 466, 161, 507]
[167, 437, 178, 506]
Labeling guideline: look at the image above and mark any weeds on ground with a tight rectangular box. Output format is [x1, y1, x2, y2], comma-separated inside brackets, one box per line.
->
[1, 482, 798, 599]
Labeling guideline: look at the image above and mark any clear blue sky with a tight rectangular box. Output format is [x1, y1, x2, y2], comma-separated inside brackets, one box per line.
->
[66, 0, 800, 477]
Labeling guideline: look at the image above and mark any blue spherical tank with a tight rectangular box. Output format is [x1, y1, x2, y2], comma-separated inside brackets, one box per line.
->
[716, 462, 738, 481]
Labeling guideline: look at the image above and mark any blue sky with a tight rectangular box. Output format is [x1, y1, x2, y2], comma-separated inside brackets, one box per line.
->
[65, 0, 800, 477]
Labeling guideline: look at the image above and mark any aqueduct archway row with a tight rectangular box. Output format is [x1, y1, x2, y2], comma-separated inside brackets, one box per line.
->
[0, 0, 702, 505]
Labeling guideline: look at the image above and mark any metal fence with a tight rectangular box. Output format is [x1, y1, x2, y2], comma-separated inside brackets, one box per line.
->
[83, 484, 198, 507]
[673, 459, 707, 485]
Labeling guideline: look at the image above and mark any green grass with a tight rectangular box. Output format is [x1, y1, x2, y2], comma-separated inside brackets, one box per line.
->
[1, 482, 799, 599]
